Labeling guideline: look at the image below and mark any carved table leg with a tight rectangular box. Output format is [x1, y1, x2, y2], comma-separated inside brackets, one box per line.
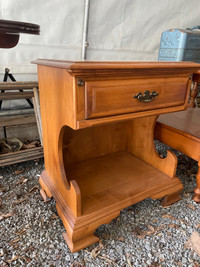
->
[189, 81, 198, 107]
[193, 160, 200, 203]
[151, 182, 183, 207]
[57, 203, 120, 253]
[161, 189, 182, 207]
[39, 169, 121, 252]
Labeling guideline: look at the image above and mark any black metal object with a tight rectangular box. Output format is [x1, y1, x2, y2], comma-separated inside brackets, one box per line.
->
[0, 68, 33, 110]
[77, 78, 85, 87]
[3, 126, 7, 140]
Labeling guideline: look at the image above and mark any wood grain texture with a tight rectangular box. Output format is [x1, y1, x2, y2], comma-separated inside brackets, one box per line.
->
[77, 104, 189, 129]
[67, 151, 182, 215]
[156, 108, 200, 140]
[85, 77, 189, 119]
[127, 116, 177, 178]
[37, 65, 79, 215]
[34, 60, 200, 252]
[32, 60, 200, 73]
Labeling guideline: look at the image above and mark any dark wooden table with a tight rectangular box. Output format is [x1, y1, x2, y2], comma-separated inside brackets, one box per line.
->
[0, 19, 42, 165]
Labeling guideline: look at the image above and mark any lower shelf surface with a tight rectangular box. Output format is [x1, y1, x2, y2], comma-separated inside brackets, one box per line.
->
[67, 152, 181, 215]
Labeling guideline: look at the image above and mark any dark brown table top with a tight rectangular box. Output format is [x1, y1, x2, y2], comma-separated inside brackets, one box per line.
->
[0, 19, 40, 48]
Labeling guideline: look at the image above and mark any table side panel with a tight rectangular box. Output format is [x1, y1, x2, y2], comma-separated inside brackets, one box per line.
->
[37, 65, 76, 191]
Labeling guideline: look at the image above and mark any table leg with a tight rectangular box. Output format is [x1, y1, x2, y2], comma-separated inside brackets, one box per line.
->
[193, 160, 200, 203]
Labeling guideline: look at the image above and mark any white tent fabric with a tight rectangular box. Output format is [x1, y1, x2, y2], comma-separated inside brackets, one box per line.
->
[0, 0, 200, 75]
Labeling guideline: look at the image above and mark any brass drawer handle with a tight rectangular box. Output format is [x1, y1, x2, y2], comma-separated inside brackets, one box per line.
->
[133, 90, 159, 103]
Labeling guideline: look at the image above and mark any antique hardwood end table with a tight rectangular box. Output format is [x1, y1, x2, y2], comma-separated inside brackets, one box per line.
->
[32, 60, 200, 252]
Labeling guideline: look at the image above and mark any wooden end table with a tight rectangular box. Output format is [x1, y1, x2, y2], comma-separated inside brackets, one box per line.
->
[32, 60, 200, 252]
[155, 71, 200, 203]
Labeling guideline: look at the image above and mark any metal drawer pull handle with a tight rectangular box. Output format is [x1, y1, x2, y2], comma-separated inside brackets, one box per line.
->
[133, 90, 159, 103]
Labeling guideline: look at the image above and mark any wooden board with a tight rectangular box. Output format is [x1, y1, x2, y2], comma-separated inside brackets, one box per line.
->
[0, 114, 36, 127]
[0, 147, 43, 167]
[0, 81, 38, 90]
[0, 91, 34, 100]
[67, 151, 181, 215]
[5, 123, 39, 141]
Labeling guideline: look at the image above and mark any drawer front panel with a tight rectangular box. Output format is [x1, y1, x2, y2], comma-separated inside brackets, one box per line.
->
[85, 77, 189, 119]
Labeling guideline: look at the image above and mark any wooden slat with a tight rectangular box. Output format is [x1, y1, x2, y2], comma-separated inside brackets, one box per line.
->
[0, 146, 42, 159]
[33, 88, 43, 146]
[0, 114, 36, 127]
[6, 123, 39, 141]
[0, 147, 43, 166]
[0, 91, 34, 100]
[0, 81, 38, 90]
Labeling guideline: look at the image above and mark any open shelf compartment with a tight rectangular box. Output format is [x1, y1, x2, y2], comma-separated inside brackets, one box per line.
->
[61, 119, 182, 217]
[67, 151, 180, 215]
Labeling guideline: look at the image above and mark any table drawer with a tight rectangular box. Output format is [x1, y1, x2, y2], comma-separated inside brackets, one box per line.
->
[85, 76, 189, 119]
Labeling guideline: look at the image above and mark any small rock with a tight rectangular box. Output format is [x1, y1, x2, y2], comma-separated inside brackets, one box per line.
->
[182, 257, 187, 264]
[73, 252, 79, 259]
[65, 255, 70, 261]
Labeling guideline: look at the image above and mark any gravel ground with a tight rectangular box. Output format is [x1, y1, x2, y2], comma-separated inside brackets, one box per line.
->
[0, 142, 200, 267]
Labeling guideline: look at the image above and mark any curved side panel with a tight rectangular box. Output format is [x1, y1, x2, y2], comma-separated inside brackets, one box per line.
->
[158, 149, 177, 178]
[58, 125, 70, 189]
[40, 170, 81, 217]
[58, 126, 82, 216]
[127, 115, 177, 178]
[68, 180, 81, 217]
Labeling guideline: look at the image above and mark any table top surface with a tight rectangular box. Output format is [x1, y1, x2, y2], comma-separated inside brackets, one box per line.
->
[32, 59, 200, 68]
[32, 60, 200, 77]
[158, 108, 200, 139]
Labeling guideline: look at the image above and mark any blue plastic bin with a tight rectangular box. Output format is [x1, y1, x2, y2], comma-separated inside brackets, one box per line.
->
[158, 26, 200, 62]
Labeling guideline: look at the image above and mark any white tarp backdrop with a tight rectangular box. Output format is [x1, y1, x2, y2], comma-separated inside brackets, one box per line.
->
[0, 0, 200, 77]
